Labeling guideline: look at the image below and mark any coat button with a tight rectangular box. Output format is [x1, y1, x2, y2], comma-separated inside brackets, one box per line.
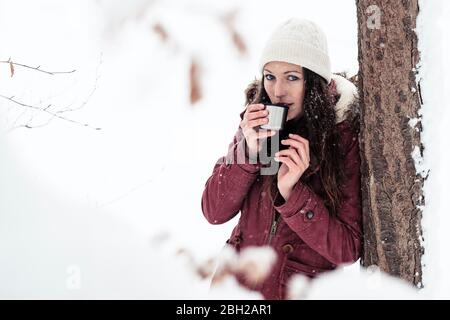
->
[282, 244, 294, 254]
[306, 211, 314, 220]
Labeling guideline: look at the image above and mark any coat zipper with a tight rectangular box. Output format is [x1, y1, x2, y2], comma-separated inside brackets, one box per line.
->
[267, 190, 284, 245]
[248, 210, 280, 292]
[267, 210, 280, 245]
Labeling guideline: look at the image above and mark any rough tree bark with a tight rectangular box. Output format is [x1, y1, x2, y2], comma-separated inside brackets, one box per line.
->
[356, 0, 424, 286]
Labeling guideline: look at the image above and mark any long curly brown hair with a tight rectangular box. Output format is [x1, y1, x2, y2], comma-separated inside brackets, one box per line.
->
[244, 68, 348, 217]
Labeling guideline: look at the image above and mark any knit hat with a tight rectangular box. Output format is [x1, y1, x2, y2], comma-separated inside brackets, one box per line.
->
[259, 18, 331, 84]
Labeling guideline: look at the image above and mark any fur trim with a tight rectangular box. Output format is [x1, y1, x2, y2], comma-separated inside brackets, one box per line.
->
[331, 74, 359, 124]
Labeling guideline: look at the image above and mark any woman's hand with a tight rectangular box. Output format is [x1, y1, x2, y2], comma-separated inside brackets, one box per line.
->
[240, 104, 276, 159]
[275, 133, 310, 201]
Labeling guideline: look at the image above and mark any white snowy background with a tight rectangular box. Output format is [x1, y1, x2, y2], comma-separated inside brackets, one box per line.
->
[0, 0, 448, 299]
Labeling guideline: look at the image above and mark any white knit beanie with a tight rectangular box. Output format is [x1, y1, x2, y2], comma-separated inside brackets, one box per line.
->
[259, 18, 331, 84]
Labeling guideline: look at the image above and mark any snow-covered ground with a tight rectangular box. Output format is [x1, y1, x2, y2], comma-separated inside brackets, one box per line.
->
[0, 0, 448, 299]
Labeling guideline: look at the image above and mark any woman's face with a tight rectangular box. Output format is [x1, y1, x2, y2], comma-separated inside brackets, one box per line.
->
[263, 61, 306, 121]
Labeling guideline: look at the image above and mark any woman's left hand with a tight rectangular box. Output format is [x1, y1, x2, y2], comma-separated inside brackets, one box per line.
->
[274, 133, 310, 201]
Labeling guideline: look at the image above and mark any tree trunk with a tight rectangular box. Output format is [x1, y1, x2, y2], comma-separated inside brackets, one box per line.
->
[356, 0, 424, 286]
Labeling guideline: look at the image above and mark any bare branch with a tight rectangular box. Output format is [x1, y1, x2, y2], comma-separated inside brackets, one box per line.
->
[1, 55, 103, 131]
[0, 94, 101, 130]
[56, 53, 103, 114]
[1, 59, 76, 75]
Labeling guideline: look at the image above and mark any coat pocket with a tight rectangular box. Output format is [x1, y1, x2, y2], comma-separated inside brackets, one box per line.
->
[279, 258, 330, 299]
[282, 259, 322, 280]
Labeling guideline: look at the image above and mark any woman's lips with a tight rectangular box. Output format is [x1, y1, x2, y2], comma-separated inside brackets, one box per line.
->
[274, 102, 293, 107]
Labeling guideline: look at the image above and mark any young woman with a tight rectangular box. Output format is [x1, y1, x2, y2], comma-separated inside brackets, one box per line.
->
[201, 18, 362, 300]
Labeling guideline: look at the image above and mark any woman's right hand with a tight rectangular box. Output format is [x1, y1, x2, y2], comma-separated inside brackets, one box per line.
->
[239, 104, 276, 159]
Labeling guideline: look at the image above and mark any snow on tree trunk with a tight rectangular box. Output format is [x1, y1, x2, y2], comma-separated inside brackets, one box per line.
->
[356, 0, 424, 286]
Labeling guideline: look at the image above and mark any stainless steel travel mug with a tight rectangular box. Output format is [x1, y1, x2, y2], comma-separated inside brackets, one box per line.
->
[260, 103, 288, 131]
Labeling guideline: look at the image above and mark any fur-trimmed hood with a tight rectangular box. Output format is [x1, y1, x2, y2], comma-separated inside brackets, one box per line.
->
[330, 74, 359, 124]
[242, 74, 359, 125]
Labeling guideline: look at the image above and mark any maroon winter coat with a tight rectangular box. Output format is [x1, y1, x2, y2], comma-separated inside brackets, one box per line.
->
[201, 75, 362, 300]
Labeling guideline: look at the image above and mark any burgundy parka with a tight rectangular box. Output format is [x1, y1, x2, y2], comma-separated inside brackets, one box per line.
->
[201, 74, 363, 299]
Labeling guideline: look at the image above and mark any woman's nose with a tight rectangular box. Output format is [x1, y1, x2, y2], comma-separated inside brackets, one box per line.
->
[274, 81, 287, 98]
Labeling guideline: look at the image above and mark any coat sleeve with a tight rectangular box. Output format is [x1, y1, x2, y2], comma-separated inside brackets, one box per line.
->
[201, 126, 262, 225]
[274, 122, 363, 265]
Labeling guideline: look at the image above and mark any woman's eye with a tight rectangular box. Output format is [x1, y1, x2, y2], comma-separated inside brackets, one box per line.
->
[265, 74, 302, 81]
